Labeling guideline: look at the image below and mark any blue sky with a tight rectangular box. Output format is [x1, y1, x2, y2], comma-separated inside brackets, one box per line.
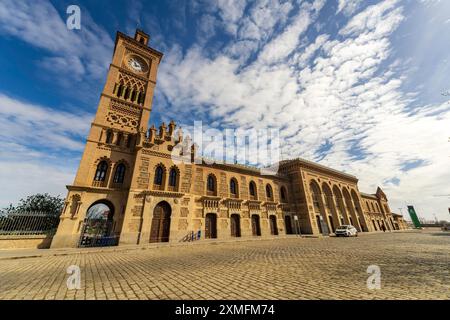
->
[0, 0, 449, 221]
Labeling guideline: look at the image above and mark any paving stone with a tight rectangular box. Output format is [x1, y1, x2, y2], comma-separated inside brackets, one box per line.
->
[0, 230, 448, 299]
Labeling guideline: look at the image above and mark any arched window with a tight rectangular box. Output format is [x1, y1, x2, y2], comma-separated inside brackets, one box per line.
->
[169, 168, 177, 187]
[113, 163, 126, 183]
[154, 166, 164, 185]
[280, 186, 287, 202]
[207, 174, 215, 193]
[310, 182, 321, 213]
[249, 181, 257, 199]
[230, 178, 238, 197]
[124, 87, 130, 100]
[117, 84, 124, 97]
[94, 161, 108, 181]
[266, 184, 273, 200]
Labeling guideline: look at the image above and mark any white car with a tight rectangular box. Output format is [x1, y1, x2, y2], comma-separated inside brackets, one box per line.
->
[335, 225, 358, 237]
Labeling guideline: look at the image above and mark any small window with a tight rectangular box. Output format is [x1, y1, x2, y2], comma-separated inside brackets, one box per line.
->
[94, 161, 108, 181]
[169, 168, 177, 187]
[230, 178, 238, 196]
[154, 166, 164, 185]
[266, 184, 273, 200]
[207, 175, 215, 192]
[113, 164, 126, 183]
[249, 181, 256, 197]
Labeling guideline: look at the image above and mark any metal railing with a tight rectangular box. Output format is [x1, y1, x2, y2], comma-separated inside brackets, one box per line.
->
[78, 234, 119, 247]
[179, 230, 201, 242]
[0, 211, 60, 236]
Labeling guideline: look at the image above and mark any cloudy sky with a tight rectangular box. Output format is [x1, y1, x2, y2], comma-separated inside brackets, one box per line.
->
[0, 0, 449, 221]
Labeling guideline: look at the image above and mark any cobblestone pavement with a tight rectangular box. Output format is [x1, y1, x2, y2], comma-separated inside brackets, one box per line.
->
[0, 230, 448, 300]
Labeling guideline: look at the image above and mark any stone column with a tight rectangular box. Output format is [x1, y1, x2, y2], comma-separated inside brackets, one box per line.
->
[329, 195, 341, 231]
[318, 192, 331, 234]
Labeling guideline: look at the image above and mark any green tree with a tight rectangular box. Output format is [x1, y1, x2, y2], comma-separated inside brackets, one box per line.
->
[3, 193, 64, 215]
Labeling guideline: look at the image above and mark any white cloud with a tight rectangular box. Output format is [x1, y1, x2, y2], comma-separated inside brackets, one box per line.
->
[156, 0, 450, 221]
[0, 93, 91, 207]
[0, 94, 92, 151]
[0, 0, 113, 82]
[337, 0, 363, 16]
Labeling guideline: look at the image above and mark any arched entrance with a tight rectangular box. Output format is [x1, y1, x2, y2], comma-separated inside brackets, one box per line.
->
[230, 214, 241, 237]
[79, 201, 116, 247]
[205, 213, 217, 239]
[269, 215, 278, 235]
[284, 215, 293, 234]
[251, 214, 261, 236]
[150, 201, 171, 243]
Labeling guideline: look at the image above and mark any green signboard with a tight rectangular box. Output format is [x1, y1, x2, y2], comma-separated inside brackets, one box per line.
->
[407, 206, 421, 228]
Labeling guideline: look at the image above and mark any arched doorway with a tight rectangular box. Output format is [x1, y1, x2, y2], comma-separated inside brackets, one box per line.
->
[205, 213, 217, 239]
[269, 215, 278, 235]
[251, 214, 261, 236]
[79, 201, 116, 247]
[230, 214, 241, 237]
[284, 215, 293, 234]
[150, 201, 171, 243]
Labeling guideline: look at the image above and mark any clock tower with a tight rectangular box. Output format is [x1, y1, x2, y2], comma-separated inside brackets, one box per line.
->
[51, 30, 163, 248]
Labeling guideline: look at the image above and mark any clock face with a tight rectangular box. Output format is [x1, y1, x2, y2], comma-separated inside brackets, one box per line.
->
[127, 55, 147, 73]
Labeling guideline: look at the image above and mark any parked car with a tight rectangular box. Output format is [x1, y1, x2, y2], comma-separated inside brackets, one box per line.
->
[335, 225, 358, 237]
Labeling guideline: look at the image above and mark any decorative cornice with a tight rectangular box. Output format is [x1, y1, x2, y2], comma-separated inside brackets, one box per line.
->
[279, 158, 358, 183]
[146, 190, 184, 198]
[245, 200, 262, 205]
[66, 185, 129, 193]
[101, 93, 152, 112]
[141, 148, 173, 159]
[199, 196, 222, 201]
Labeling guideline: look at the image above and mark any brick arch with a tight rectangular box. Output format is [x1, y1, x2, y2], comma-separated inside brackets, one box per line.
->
[206, 173, 218, 196]
[94, 156, 112, 166]
[168, 165, 180, 191]
[279, 185, 288, 202]
[229, 176, 239, 197]
[248, 180, 258, 200]
[152, 163, 167, 190]
[265, 183, 274, 201]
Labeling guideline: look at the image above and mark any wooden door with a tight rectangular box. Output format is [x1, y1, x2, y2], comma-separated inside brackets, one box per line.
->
[251, 215, 261, 236]
[269, 215, 278, 235]
[150, 202, 171, 243]
[205, 213, 217, 239]
[230, 214, 241, 237]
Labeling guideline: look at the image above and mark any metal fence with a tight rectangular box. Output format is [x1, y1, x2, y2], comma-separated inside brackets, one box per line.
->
[0, 211, 60, 236]
[78, 234, 120, 247]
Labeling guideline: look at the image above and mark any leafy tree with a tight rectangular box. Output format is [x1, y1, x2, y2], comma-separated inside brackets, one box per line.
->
[3, 193, 64, 215]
